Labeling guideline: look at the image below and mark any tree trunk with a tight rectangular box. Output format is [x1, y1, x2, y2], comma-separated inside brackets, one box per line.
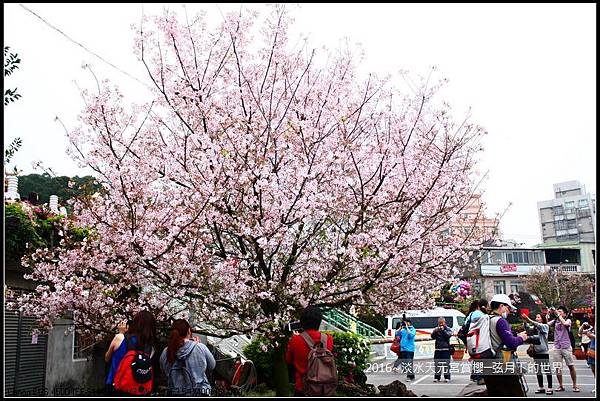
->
[273, 337, 290, 396]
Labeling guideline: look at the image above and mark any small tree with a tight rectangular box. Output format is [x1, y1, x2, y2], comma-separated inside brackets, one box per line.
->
[523, 268, 595, 310]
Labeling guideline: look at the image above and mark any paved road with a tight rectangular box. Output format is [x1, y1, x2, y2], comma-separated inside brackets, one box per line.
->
[366, 352, 595, 397]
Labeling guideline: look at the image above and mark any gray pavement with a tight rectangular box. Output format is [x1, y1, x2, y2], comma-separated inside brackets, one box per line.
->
[367, 351, 596, 397]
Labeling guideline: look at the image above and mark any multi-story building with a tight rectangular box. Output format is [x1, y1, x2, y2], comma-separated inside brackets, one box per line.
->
[449, 194, 501, 241]
[472, 181, 596, 304]
[537, 180, 596, 244]
[477, 240, 594, 302]
[478, 243, 546, 299]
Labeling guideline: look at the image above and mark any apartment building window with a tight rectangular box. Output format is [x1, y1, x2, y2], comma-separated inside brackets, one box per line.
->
[564, 201, 575, 210]
[553, 205, 564, 215]
[479, 250, 488, 264]
[579, 199, 588, 208]
[491, 251, 504, 264]
[555, 220, 568, 230]
[494, 280, 506, 294]
[578, 207, 591, 218]
[510, 281, 523, 294]
[506, 252, 513, 263]
[567, 219, 577, 229]
[514, 252, 524, 264]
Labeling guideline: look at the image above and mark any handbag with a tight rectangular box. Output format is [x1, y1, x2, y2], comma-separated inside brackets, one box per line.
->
[587, 348, 595, 359]
[526, 344, 536, 358]
[390, 336, 400, 354]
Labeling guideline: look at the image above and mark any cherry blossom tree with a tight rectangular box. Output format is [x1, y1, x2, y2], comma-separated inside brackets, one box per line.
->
[17, 5, 490, 394]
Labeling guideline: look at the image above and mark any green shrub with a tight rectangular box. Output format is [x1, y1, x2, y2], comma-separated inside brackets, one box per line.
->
[5, 201, 94, 266]
[243, 330, 371, 390]
[325, 331, 371, 386]
[243, 335, 276, 388]
[4, 202, 44, 262]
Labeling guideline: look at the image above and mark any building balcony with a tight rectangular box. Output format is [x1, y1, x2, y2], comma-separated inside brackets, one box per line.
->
[548, 264, 581, 273]
[480, 263, 584, 276]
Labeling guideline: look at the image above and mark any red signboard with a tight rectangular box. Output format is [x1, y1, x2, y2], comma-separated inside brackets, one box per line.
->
[500, 264, 518, 273]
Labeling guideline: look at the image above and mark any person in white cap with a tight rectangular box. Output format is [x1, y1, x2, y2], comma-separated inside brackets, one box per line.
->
[483, 293, 528, 396]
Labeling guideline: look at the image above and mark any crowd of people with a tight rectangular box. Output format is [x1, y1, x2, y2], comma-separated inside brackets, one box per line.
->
[104, 311, 215, 396]
[104, 301, 595, 397]
[104, 306, 337, 397]
[389, 294, 595, 396]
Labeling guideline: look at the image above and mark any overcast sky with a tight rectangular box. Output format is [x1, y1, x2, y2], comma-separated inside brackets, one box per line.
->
[4, 3, 596, 246]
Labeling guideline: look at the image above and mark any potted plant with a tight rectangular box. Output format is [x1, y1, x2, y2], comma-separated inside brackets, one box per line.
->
[452, 342, 465, 360]
[573, 344, 586, 360]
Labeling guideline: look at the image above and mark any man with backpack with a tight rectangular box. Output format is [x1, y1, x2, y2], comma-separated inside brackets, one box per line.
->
[286, 306, 337, 396]
[458, 299, 488, 385]
[467, 294, 528, 396]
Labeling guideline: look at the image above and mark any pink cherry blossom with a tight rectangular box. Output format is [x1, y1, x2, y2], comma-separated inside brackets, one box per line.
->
[17, 5, 489, 339]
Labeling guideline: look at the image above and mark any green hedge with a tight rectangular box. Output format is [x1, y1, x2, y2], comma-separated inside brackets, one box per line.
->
[242, 330, 371, 390]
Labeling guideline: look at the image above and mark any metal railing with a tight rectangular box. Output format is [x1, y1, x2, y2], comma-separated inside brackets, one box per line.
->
[322, 308, 384, 338]
[548, 264, 581, 272]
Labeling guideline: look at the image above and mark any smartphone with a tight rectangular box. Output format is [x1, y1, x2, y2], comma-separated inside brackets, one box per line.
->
[286, 321, 302, 332]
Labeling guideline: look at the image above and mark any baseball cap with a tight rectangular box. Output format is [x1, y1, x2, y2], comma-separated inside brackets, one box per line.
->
[491, 294, 517, 311]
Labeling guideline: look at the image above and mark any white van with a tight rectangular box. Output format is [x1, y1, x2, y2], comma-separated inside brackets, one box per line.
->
[385, 308, 466, 359]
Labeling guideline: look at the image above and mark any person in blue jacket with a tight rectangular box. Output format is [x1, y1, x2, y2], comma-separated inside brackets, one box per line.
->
[399, 319, 417, 380]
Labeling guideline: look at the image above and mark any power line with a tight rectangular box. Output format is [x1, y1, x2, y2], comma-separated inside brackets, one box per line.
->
[18, 3, 153, 91]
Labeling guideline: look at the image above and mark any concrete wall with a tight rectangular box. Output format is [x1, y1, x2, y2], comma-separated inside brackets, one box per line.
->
[45, 319, 106, 396]
[580, 243, 596, 273]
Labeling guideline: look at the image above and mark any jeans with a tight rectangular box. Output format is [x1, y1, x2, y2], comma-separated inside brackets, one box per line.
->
[399, 351, 415, 379]
[534, 353, 552, 389]
[433, 350, 451, 380]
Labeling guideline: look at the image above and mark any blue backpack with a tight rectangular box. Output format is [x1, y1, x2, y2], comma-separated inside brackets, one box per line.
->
[167, 356, 195, 396]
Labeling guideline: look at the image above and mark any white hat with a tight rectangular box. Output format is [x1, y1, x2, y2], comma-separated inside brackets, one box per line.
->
[491, 294, 517, 311]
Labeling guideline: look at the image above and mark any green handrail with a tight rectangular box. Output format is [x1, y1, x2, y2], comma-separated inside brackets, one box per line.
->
[322, 308, 384, 338]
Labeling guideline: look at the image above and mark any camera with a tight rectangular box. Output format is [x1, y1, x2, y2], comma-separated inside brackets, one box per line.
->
[284, 321, 302, 332]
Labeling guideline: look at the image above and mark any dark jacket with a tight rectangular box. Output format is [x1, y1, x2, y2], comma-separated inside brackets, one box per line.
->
[431, 326, 453, 350]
